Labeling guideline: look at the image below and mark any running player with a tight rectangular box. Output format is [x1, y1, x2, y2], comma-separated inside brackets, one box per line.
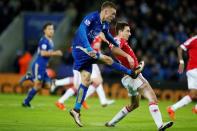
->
[22, 23, 63, 107]
[70, 1, 143, 127]
[105, 22, 173, 131]
[167, 35, 197, 120]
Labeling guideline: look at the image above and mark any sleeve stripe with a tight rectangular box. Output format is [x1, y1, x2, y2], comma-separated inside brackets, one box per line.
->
[183, 36, 197, 46]
[180, 45, 187, 51]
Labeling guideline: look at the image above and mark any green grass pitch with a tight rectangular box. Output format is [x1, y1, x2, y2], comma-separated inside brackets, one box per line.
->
[0, 94, 196, 131]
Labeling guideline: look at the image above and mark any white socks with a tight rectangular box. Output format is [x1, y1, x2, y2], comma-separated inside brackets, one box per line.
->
[195, 104, 197, 109]
[85, 84, 108, 105]
[108, 107, 129, 125]
[85, 85, 96, 100]
[58, 88, 75, 103]
[96, 84, 107, 105]
[149, 103, 163, 129]
[55, 77, 73, 86]
[108, 104, 164, 128]
[171, 95, 192, 111]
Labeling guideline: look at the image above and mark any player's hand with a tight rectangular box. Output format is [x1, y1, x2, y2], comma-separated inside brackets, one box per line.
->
[178, 63, 184, 74]
[88, 50, 97, 59]
[126, 55, 134, 68]
[55, 50, 63, 56]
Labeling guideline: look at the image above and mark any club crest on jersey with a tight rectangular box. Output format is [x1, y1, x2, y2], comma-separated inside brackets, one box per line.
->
[41, 44, 47, 50]
[84, 19, 91, 26]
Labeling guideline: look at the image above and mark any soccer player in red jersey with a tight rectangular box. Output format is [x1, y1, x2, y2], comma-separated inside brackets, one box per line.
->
[105, 22, 173, 131]
[167, 35, 197, 119]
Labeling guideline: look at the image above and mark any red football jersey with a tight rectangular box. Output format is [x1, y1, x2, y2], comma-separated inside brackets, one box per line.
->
[91, 36, 102, 52]
[110, 37, 139, 69]
[180, 35, 197, 71]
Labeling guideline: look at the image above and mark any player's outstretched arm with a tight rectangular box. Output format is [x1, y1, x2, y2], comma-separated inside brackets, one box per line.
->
[40, 50, 63, 57]
[103, 30, 119, 47]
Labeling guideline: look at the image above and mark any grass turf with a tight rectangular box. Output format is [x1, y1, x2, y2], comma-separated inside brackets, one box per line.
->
[0, 94, 196, 131]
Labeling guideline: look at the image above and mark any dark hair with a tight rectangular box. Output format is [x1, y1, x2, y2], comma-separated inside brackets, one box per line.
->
[101, 1, 117, 10]
[115, 21, 129, 34]
[42, 22, 53, 31]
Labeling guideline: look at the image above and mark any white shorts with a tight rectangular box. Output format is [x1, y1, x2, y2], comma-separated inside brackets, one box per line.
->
[121, 73, 147, 96]
[91, 64, 101, 79]
[186, 68, 197, 89]
[73, 64, 101, 89]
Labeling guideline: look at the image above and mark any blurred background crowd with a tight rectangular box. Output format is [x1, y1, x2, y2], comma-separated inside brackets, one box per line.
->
[0, 0, 196, 82]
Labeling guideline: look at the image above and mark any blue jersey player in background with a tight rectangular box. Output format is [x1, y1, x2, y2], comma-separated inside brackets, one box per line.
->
[22, 23, 63, 107]
[70, 1, 144, 127]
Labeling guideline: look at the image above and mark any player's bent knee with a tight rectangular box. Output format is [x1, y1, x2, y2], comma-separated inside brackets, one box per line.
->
[81, 79, 91, 87]
[128, 102, 139, 111]
[150, 98, 158, 104]
[34, 81, 43, 89]
[81, 70, 91, 86]
[132, 102, 139, 109]
[189, 93, 197, 100]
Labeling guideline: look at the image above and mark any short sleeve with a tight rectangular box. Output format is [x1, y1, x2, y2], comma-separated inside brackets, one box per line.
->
[39, 39, 49, 51]
[180, 36, 197, 51]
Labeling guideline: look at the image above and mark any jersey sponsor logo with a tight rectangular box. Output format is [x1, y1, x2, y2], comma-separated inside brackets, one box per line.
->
[38, 75, 41, 79]
[88, 29, 101, 40]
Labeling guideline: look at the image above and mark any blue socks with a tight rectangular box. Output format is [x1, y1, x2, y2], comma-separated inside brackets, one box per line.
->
[24, 88, 37, 104]
[111, 62, 132, 75]
[74, 84, 88, 110]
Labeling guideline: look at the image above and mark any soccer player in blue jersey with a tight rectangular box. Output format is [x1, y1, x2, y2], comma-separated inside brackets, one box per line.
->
[69, 1, 144, 127]
[22, 23, 63, 107]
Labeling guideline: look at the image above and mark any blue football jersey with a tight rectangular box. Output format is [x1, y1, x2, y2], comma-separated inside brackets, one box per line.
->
[72, 11, 118, 51]
[34, 36, 54, 67]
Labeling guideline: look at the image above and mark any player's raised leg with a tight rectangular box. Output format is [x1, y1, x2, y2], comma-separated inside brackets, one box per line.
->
[19, 72, 33, 85]
[99, 54, 143, 79]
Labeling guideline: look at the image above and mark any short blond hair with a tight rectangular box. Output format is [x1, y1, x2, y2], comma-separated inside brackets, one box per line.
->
[101, 1, 117, 11]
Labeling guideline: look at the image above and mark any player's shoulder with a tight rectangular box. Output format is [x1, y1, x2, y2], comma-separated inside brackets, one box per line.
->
[89, 11, 99, 17]
[118, 37, 128, 45]
[120, 38, 127, 44]
[82, 11, 99, 26]
[85, 11, 99, 20]
[183, 35, 197, 46]
[39, 36, 49, 44]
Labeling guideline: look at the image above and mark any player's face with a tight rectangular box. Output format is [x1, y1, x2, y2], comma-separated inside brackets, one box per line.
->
[44, 25, 54, 38]
[122, 26, 131, 40]
[104, 7, 116, 22]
